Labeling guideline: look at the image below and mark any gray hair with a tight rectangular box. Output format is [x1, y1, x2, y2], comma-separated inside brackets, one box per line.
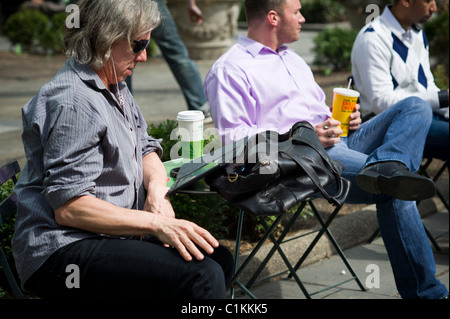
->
[64, 0, 161, 70]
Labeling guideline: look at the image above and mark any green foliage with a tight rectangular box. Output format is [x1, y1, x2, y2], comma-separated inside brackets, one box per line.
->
[0, 215, 15, 265]
[0, 178, 17, 260]
[148, 119, 179, 162]
[432, 64, 449, 88]
[2, 9, 49, 52]
[301, 0, 347, 23]
[169, 193, 234, 239]
[424, 9, 449, 78]
[313, 27, 358, 72]
[147, 39, 159, 58]
[0, 178, 19, 298]
[424, 10, 449, 54]
[40, 12, 67, 54]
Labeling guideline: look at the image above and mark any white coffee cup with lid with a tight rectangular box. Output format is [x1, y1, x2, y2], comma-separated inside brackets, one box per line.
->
[177, 111, 205, 160]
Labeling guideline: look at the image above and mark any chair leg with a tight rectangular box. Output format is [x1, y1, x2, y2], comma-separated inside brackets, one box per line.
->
[244, 202, 306, 288]
[424, 224, 442, 252]
[0, 247, 24, 299]
[245, 205, 312, 299]
[229, 210, 285, 299]
[289, 200, 366, 294]
[367, 228, 380, 244]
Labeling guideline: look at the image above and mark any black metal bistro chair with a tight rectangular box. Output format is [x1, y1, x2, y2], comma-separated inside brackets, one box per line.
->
[0, 160, 24, 299]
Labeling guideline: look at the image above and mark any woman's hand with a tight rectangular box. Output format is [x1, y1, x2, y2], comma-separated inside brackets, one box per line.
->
[154, 215, 219, 262]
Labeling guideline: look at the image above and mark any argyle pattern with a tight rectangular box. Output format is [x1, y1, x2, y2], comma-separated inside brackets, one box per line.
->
[364, 22, 430, 92]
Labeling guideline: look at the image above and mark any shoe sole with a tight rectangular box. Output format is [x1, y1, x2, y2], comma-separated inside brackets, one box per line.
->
[356, 171, 436, 201]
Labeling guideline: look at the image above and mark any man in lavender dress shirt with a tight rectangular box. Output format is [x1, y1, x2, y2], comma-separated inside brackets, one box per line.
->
[204, 0, 448, 299]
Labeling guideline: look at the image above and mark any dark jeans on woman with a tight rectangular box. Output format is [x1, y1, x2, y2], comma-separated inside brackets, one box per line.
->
[25, 236, 233, 299]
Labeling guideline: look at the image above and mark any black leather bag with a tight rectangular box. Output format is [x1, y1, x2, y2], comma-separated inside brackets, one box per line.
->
[204, 121, 350, 216]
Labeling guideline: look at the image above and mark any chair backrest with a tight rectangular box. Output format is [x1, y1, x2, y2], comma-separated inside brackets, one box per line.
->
[0, 160, 20, 224]
[0, 160, 24, 298]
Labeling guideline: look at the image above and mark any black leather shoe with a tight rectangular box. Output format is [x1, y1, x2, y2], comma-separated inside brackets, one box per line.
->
[356, 161, 436, 201]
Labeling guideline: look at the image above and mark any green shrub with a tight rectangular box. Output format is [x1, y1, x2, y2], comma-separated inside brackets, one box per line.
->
[301, 0, 347, 23]
[0, 176, 19, 298]
[148, 119, 180, 162]
[424, 9, 449, 78]
[40, 12, 66, 54]
[432, 64, 449, 88]
[0, 179, 16, 262]
[313, 27, 358, 72]
[424, 10, 449, 54]
[2, 9, 49, 52]
[169, 193, 234, 239]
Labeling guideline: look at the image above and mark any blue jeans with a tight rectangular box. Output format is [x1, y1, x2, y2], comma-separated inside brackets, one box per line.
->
[327, 97, 448, 298]
[151, 0, 208, 112]
[423, 113, 449, 169]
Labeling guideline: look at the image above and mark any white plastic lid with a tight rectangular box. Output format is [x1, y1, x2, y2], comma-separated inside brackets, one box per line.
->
[333, 88, 360, 98]
[176, 110, 205, 121]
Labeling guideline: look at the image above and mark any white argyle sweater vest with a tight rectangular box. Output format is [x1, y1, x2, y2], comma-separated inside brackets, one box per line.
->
[351, 8, 447, 118]
[366, 18, 431, 92]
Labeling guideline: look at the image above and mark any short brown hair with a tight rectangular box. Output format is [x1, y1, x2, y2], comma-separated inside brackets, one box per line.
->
[244, 0, 286, 22]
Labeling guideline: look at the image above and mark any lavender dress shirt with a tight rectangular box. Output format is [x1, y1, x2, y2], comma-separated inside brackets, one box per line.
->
[204, 36, 332, 144]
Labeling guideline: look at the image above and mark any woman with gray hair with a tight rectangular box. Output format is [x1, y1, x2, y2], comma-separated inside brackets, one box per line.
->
[12, 0, 232, 299]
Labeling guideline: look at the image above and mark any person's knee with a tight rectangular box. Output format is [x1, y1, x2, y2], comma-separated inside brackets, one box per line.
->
[398, 96, 432, 121]
[185, 258, 227, 299]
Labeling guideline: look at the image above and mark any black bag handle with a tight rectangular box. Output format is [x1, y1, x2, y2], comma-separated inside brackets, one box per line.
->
[283, 122, 349, 206]
[280, 150, 348, 206]
[290, 122, 342, 175]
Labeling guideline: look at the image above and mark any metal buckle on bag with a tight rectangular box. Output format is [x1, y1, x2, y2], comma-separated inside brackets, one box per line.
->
[228, 173, 238, 182]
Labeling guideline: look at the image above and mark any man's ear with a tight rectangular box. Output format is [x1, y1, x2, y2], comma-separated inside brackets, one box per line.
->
[400, 0, 411, 8]
[267, 10, 280, 26]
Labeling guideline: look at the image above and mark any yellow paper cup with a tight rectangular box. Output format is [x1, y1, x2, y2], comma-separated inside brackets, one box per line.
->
[331, 88, 360, 137]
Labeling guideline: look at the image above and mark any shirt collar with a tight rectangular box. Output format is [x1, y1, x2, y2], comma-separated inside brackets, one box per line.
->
[238, 35, 291, 58]
[69, 58, 111, 91]
[382, 5, 420, 43]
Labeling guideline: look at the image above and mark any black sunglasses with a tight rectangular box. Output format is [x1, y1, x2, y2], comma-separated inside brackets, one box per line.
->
[133, 39, 150, 54]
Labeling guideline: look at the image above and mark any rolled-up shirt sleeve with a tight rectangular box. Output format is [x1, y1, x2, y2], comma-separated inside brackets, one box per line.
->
[43, 102, 104, 210]
[131, 98, 163, 158]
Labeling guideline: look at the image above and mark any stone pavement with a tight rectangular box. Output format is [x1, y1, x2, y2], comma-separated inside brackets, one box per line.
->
[234, 210, 449, 299]
[0, 26, 448, 300]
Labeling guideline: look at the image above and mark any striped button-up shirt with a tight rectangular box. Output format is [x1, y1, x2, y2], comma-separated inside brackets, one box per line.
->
[12, 58, 162, 285]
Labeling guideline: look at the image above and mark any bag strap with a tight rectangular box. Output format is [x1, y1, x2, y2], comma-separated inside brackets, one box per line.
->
[280, 150, 348, 206]
[282, 122, 349, 206]
[290, 122, 342, 175]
